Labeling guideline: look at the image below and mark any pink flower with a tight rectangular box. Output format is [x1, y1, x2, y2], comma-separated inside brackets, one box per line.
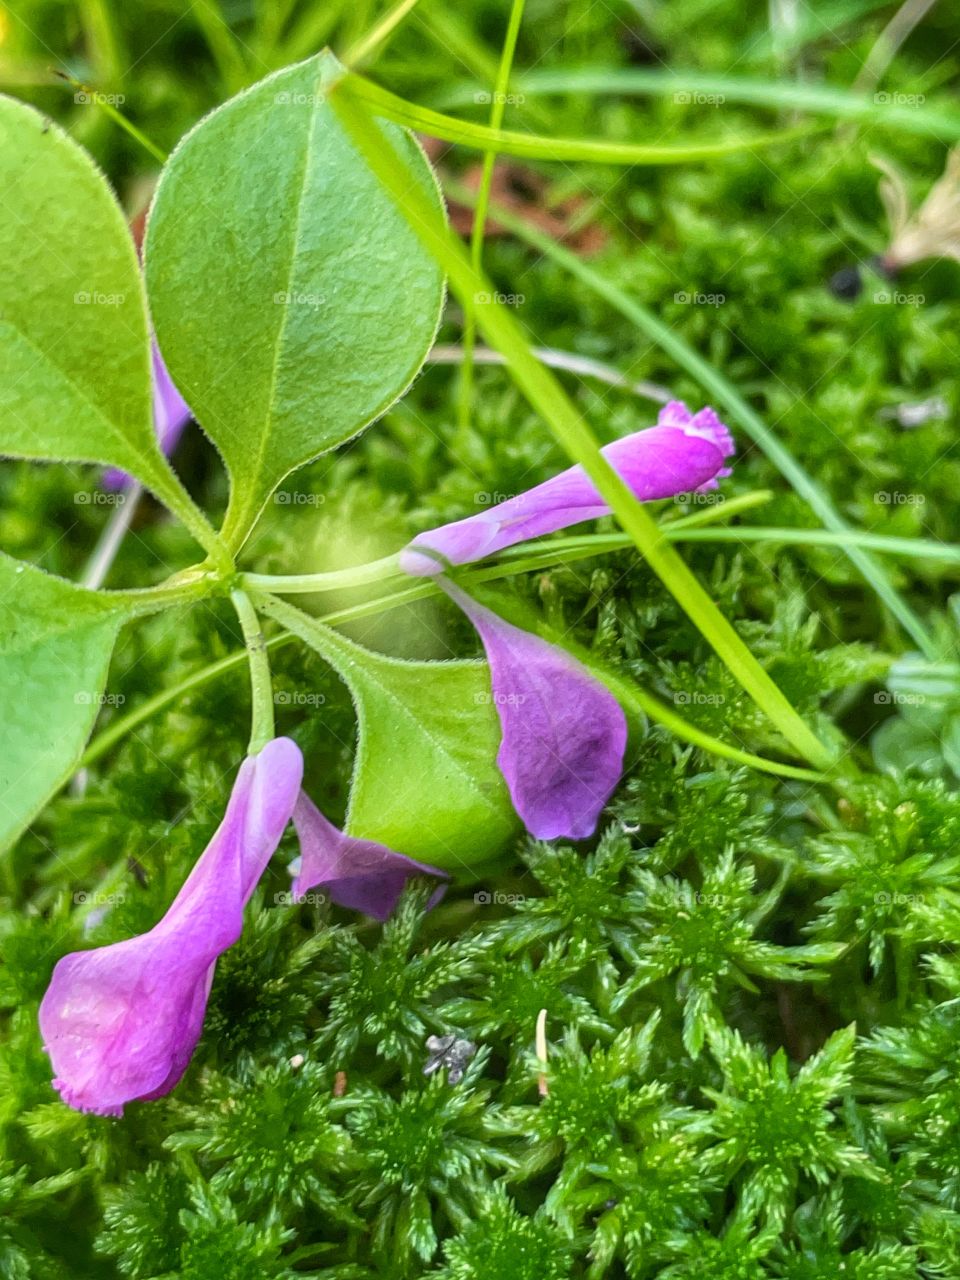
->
[39, 739, 303, 1115]
[401, 402, 734, 575]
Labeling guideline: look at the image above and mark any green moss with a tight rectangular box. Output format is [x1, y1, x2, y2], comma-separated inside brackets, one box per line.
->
[3, 0, 960, 1274]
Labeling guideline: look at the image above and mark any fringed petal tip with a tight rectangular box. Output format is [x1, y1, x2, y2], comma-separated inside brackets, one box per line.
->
[658, 400, 735, 459]
[51, 1078, 123, 1118]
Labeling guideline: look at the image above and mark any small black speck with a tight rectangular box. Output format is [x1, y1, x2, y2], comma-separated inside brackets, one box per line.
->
[828, 265, 862, 301]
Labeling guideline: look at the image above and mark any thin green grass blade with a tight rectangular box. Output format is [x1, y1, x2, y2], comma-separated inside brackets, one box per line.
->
[346, 73, 819, 164]
[435, 67, 960, 140]
[329, 78, 837, 770]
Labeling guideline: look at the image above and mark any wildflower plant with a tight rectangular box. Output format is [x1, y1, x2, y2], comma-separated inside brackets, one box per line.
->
[3, 1, 960, 1275]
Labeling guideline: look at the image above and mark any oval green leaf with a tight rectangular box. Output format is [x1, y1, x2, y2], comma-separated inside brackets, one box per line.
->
[144, 52, 446, 551]
[0, 96, 195, 519]
[259, 595, 517, 872]
[0, 555, 136, 852]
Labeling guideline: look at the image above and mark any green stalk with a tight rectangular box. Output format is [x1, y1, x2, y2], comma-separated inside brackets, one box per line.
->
[54, 70, 167, 163]
[145, 465, 234, 572]
[458, 0, 527, 439]
[345, 0, 424, 64]
[328, 81, 835, 771]
[243, 552, 401, 595]
[671, 526, 960, 562]
[345, 73, 817, 165]
[433, 66, 960, 140]
[243, 510, 960, 601]
[230, 589, 275, 754]
[455, 185, 937, 660]
[192, 0, 249, 95]
[80, 643, 277, 768]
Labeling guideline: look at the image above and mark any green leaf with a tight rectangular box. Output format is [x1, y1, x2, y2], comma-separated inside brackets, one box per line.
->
[0, 95, 217, 554]
[0, 555, 136, 852]
[144, 51, 446, 550]
[258, 594, 517, 871]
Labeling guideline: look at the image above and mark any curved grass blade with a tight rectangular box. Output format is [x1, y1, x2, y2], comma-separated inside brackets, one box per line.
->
[329, 79, 836, 771]
[346, 73, 818, 165]
[435, 67, 960, 141]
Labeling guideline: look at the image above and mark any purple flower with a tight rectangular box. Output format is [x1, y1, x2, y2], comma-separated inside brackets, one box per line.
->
[39, 738, 303, 1116]
[290, 792, 447, 921]
[442, 582, 627, 841]
[102, 341, 192, 491]
[400, 402, 734, 576]
[394, 404, 733, 840]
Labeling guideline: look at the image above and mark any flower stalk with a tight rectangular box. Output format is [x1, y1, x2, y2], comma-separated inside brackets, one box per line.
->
[230, 588, 275, 754]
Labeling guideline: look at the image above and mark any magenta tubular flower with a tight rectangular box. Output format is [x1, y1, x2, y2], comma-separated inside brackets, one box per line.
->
[103, 341, 192, 491]
[400, 401, 734, 575]
[291, 792, 447, 922]
[443, 582, 627, 840]
[39, 738, 303, 1116]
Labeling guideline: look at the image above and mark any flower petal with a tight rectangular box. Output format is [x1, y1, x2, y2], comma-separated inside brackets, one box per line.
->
[102, 341, 192, 491]
[400, 401, 734, 575]
[444, 583, 627, 840]
[291, 792, 447, 922]
[38, 738, 303, 1115]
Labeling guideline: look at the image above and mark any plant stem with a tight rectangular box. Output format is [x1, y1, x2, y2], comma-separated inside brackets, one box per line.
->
[458, 0, 527, 441]
[328, 84, 837, 769]
[79, 482, 143, 590]
[53, 70, 166, 163]
[80, 642, 274, 768]
[345, 0, 424, 64]
[230, 589, 275, 753]
[242, 552, 401, 595]
[242, 505, 960, 603]
[430, 342, 671, 403]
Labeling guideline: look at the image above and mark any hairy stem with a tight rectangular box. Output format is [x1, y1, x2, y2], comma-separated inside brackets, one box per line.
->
[230, 588, 275, 753]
